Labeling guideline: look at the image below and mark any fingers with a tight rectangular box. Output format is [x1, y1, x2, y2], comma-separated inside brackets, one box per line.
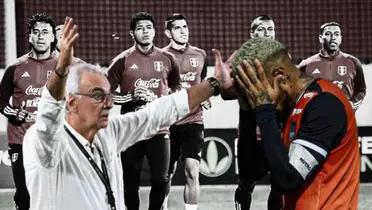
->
[66, 24, 78, 43]
[212, 49, 223, 66]
[63, 17, 74, 38]
[273, 75, 283, 92]
[235, 76, 255, 108]
[68, 26, 79, 47]
[241, 60, 264, 90]
[254, 59, 269, 88]
[236, 64, 257, 94]
[63, 20, 79, 51]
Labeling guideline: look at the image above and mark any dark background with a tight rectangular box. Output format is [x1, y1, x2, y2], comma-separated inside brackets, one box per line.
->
[2, 0, 370, 68]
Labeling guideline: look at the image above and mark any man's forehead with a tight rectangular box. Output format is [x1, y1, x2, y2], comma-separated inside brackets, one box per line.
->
[323, 25, 341, 33]
[135, 20, 153, 28]
[80, 71, 110, 92]
[172, 19, 187, 27]
[33, 22, 53, 31]
[256, 20, 275, 28]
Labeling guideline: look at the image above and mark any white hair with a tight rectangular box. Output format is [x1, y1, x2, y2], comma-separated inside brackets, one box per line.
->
[65, 63, 107, 95]
[232, 37, 286, 75]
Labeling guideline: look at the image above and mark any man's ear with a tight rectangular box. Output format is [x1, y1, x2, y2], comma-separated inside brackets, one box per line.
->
[28, 34, 32, 44]
[318, 34, 323, 44]
[165, 29, 172, 39]
[67, 96, 78, 112]
[129, 30, 134, 40]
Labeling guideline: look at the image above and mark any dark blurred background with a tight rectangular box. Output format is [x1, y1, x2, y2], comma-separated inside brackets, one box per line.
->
[0, 0, 370, 68]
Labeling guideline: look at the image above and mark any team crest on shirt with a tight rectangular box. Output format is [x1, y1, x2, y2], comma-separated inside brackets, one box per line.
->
[153, 61, 164, 72]
[190, 58, 199, 67]
[47, 70, 53, 78]
[337, 66, 347, 76]
[11, 153, 18, 162]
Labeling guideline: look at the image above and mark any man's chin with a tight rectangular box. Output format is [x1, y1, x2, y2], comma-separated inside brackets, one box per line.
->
[31, 46, 49, 55]
[137, 42, 151, 47]
[98, 119, 109, 129]
[97, 123, 108, 130]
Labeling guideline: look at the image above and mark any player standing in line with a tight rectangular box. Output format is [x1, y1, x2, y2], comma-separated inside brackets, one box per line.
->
[107, 12, 180, 210]
[162, 14, 208, 210]
[298, 22, 366, 111]
[0, 13, 58, 210]
[221, 15, 278, 210]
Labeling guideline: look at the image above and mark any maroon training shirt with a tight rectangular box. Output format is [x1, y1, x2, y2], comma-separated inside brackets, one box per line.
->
[298, 50, 366, 109]
[163, 44, 207, 125]
[107, 46, 180, 113]
[107, 46, 181, 135]
[0, 53, 58, 144]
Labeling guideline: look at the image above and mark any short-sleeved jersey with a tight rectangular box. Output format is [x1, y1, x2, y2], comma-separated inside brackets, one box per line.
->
[107, 46, 180, 114]
[162, 44, 207, 125]
[282, 79, 359, 210]
[0, 53, 58, 144]
[298, 50, 366, 107]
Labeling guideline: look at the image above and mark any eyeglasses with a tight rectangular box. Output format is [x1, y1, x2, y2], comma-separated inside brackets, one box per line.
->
[74, 92, 113, 104]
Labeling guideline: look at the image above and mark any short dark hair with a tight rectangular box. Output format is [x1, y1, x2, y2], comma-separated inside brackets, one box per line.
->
[165, 13, 187, 30]
[319, 22, 341, 35]
[250, 15, 274, 32]
[27, 13, 57, 51]
[130, 12, 155, 31]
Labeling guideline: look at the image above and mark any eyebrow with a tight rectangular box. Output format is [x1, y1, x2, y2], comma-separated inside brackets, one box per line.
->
[89, 87, 109, 94]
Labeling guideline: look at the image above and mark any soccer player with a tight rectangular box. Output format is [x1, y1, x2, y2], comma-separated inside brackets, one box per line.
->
[107, 12, 180, 210]
[0, 13, 58, 210]
[222, 15, 277, 210]
[298, 22, 366, 111]
[162, 14, 208, 210]
[234, 37, 359, 210]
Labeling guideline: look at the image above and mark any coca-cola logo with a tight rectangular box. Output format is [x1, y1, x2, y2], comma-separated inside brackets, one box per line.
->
[25, 85, 44, 96]
[134, 78, 160, 89]
[180, 72, 197, 82]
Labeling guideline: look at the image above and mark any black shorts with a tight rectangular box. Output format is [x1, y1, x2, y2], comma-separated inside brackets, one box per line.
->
[169, 124, 204, 164]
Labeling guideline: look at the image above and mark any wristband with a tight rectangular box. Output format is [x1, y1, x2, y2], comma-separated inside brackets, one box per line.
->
[207, 77, 221, 96]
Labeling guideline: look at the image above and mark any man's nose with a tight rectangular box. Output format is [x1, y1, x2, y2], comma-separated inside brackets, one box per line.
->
[143, 28, 150, 33]
[104, 97, 113, 109]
